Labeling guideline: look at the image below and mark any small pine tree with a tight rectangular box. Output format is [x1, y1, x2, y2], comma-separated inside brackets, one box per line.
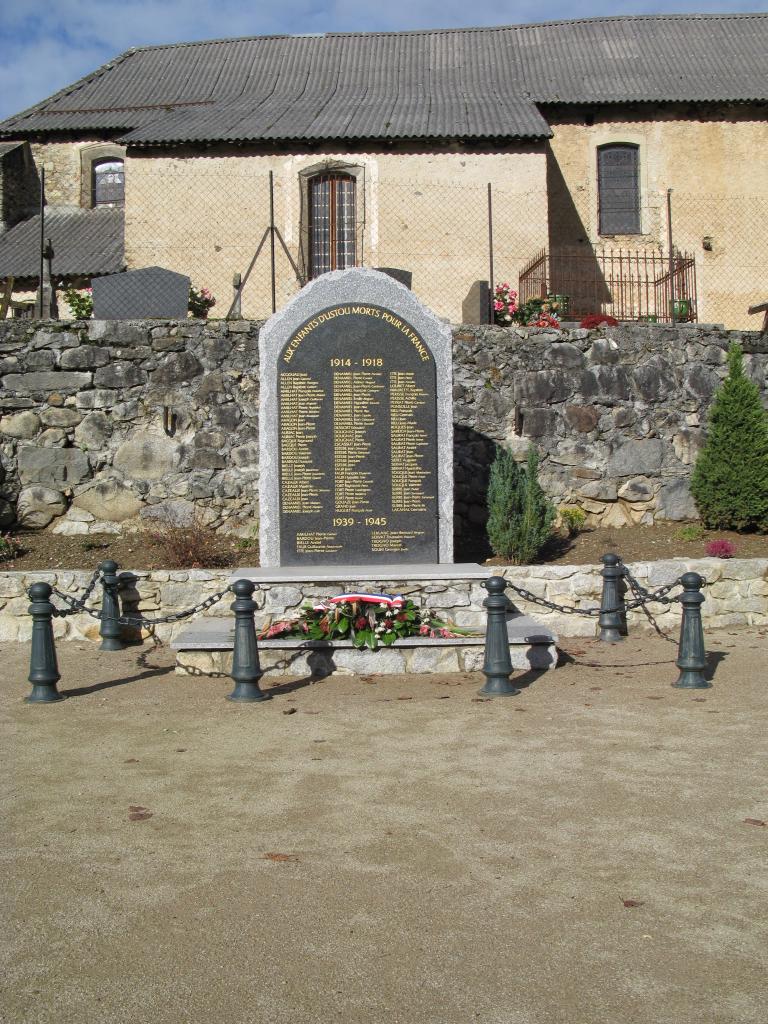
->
[486, 445, 556, 563]
[690, 343, 768, 531]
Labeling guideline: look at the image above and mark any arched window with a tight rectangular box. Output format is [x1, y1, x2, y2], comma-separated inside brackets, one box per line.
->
[597, 144, 640, 235]
[308, 173, 356, 277]
[92, 158, 125, 206]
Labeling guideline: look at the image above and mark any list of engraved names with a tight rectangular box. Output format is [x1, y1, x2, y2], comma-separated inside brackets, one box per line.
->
[277, 303, 438, 565]
[333, 371, 384, 513]
[279, 373, 327, 513]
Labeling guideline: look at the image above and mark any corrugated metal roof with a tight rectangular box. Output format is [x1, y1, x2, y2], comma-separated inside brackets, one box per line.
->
[1, 15, 766, 145]
[0, 207, 124, 278]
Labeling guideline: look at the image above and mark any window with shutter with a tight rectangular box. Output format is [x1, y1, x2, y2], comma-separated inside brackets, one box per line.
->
[308, 173, 356, 277]
[92, 159, 125, 207]
[598, 145, 640, 235]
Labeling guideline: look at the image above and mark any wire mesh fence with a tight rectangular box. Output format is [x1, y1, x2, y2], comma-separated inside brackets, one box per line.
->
[14, 161, 767, 330]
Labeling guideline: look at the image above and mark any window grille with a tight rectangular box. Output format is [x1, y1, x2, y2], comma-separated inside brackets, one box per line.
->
[598, 145, 640, 235]
[93, 159, 125, 207]
[309, 174, 356, 277]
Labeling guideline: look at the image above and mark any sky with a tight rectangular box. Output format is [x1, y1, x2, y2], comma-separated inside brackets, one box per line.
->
[1, 0, 766, 122]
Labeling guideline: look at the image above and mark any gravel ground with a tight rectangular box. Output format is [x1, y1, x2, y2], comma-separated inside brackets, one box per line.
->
[2, 629, 767, 1024]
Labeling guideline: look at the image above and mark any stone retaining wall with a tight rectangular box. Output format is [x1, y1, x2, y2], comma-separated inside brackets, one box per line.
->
[1, 318, 766, 544]
[1, 558, 764, 645]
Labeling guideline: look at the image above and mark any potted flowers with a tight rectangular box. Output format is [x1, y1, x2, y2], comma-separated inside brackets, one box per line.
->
[188, 285, 216, 318]
[493, 282, 518, 324]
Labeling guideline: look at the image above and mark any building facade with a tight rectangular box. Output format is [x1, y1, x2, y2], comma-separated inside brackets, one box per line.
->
[1, 15, 767, 327]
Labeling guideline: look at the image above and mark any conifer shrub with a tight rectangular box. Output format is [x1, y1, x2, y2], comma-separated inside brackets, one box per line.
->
[690, 343, 768, 531]
[486, 445, 556, 563]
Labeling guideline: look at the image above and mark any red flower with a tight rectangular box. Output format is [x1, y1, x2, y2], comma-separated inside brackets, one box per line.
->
[355, 616, 368, 629]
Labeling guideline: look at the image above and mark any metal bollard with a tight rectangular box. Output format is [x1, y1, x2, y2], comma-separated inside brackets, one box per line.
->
[227, 579, 270, 703]
[478, 576, 520, 697]
[673, 572, 710, 689]
[99, 559, 124, 651]
[26, 582, 64, 703]
[598, 553, 625, 643]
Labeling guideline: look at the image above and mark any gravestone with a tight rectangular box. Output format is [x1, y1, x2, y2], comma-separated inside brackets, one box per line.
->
[259, 268, 453, 566]
[92, 266, 189, 319]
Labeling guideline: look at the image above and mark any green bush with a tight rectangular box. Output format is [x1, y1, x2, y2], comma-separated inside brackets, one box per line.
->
[690, 343, 768, 531]
[560, 506, 587, 536]
[676, 524, 706, 542]
[486, 446, 556, 563]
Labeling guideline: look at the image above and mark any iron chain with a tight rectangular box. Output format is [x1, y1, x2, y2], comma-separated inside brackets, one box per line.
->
[118, 586, 232, 627]
[504, 581, 601, 617]
[506, 568, 691, 621]
[50, 567, 103, 619]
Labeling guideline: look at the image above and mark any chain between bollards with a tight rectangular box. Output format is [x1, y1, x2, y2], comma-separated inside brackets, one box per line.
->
[227, 578, 270, 703]
[478, 576, 520, 697]
[26, 582, 64, 703]
[673, 572, 710, 689]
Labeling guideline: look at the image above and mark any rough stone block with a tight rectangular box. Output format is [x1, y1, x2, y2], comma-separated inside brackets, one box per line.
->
[17, 447, 90, 488]
[113, 434, 180, 480]
[263, 585, 304, 612]
[74, 411, 113, 449]
[607, 439, 665, 477]
[93, 362, 148, 389]
[75, 390, 120, 409]
[39, 407, 82, 427]
[38, 428, 68, 447]
[656, 478, 697, 521]
[0, 410, 40, 438]
[3, 371, 92, 395]
[152, 351, 204, 385]
[59, 347, 110, 370]
[73, 478, 142, 522]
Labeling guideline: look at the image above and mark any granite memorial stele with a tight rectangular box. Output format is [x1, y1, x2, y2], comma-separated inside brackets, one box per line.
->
[259, 268, 453, 567]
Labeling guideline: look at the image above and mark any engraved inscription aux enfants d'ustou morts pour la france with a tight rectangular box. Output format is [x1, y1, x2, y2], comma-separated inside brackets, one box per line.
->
[277, 303, 439, 566]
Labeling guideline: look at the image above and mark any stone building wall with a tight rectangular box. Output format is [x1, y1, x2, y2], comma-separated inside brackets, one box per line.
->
[0, 318, 765, 543]
[124, 145, 548, 323]
[546, 105, 768, 329]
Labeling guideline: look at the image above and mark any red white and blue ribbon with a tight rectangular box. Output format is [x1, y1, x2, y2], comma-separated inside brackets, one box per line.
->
[329, 592, 404, 607]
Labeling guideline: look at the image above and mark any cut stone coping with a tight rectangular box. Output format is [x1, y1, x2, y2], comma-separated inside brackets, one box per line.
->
[231, 562, 490, 583]
[171, 613, 557, 650]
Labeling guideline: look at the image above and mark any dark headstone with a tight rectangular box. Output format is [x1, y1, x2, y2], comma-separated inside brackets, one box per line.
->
[92, 266, 189, 320]
[374, 267, 412, 289]
[260, 269, 453, 567]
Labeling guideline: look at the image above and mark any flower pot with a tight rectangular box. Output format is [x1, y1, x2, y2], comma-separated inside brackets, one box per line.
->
[672, 299, 692, 321]
[550, 293, 570, 316]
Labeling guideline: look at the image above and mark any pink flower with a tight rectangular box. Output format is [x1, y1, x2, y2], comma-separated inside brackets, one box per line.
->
[705, 539, 736, 558]
[494, 300, 503, 311]
[419, 624, 430, 636]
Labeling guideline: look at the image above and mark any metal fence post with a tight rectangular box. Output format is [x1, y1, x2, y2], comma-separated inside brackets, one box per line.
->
[478, 576, 520, 697]
[227, 579, 270, 703]
[26, 582, 64, 703]
[99, 560, 124, 651]
[598, 553, 625, 643]
[673, 572, 710, 689]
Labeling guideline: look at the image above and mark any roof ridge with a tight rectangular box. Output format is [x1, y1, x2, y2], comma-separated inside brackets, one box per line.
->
[124, 13, 768, 54]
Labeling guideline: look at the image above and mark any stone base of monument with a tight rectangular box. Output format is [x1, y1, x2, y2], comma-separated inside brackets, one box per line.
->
[171, 564, 558, 678]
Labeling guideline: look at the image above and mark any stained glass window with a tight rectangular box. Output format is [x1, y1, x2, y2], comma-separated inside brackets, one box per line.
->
[93, 159, 125, 206]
